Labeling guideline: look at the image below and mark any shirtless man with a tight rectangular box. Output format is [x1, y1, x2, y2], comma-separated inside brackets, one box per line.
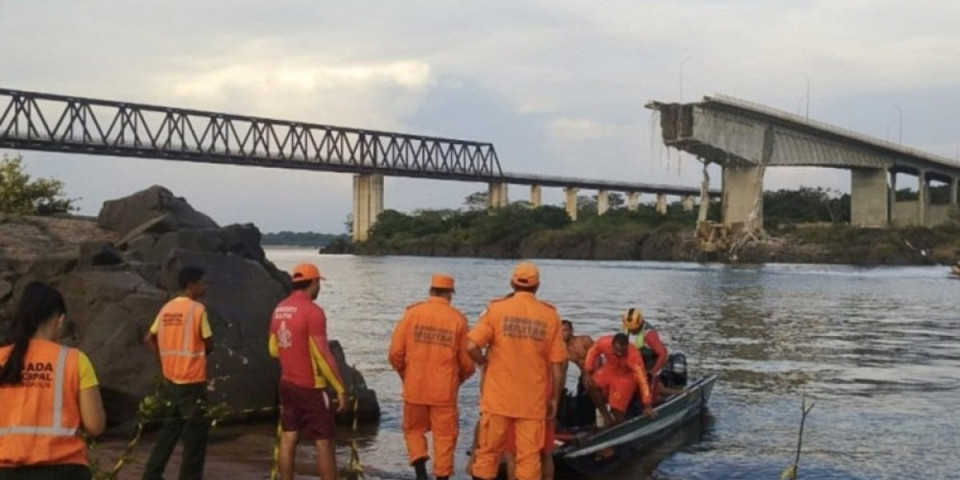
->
[561, 321, 593, 388]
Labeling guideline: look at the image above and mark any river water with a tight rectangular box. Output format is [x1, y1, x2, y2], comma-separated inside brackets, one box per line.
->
[262, 249, 959, 480]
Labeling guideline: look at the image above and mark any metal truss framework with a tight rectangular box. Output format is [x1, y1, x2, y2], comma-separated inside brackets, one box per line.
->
[0, 88, 715, 197]
[0, 88, 503, 179]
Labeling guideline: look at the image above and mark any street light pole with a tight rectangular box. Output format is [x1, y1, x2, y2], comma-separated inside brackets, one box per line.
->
[798, 72, 810, 119]
[680, 55, 693, 103]
[892, 105, 902, 144]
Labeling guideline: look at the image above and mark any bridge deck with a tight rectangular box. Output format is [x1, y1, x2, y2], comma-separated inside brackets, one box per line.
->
[0, 88, 715, 197]
[647, 94, 960, 180]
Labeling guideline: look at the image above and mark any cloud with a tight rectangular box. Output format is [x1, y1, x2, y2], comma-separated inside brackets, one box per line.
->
[546, 117, 622, 141]
[3, 0, 960, 232]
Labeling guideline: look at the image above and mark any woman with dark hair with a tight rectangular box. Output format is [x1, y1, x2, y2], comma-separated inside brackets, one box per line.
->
[0, 281, 106, 480]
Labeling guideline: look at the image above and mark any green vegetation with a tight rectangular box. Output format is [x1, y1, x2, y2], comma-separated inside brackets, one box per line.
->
[262, 231, 347, 247]
[358, 192, 701, 258]
[0, 154, 76, 215]
[763, 187, 849, 228]
[354, 187, 960, 264]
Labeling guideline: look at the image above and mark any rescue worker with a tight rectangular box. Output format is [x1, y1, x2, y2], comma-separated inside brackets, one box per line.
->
[503, 375, 556, 480]
[584, 333, 655, 427]
[622, 308, 668, 400]
[561, 320, 593, 387]
[388, 274, 475, 480]
[560, 320, 595, 428]
[466, 262, 566, 480]
[143, 266, 214, 480]
[268, 263, 347, 480]
[0, 282, 106, 480]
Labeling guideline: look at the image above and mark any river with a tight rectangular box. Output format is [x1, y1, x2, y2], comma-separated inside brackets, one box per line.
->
[129, 249, 960, 480]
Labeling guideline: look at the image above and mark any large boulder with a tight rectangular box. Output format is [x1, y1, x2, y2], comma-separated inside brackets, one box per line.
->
[0, 186, 381, 431]
[158, 249, 284, 418]
[97, 185, 218, 235]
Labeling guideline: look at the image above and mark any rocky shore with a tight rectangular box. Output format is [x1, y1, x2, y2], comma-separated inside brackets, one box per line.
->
[0, 186, 379, 432]
[353, 224, 957, 265]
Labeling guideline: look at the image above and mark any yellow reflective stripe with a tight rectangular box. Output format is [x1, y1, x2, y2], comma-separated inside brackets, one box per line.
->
[0, 346, 76, 438]
[158, 351, 206, 358]
[0, 426, 77, 436]
[182, 302, 197, 352]
[52, 346, 67, 430]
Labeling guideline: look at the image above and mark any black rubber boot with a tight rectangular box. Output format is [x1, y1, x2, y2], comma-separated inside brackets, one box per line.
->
[412, 458, 428, 480]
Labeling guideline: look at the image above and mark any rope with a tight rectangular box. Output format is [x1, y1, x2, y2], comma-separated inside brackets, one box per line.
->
[269, 416, 282, 480]
[347, 396, 365, 479]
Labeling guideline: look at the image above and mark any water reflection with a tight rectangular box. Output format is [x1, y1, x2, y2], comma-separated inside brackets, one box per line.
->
[263, 251, 960, 480]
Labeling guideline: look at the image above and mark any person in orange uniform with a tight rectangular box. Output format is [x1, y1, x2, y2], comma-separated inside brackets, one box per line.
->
[143, 266, 214, 480]
[584, 333, 655, 427]
[622, 308, 669, 400]
[388, 274, 475, 480]
[503, 373, 556, 480]
[268, 263, 347, 480]
[467, 262, 566, 480]
[0, 282, 106, 480]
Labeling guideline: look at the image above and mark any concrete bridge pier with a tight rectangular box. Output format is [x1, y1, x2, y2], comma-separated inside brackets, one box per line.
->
[952, 178, 959, 206]
[919, 170, 929, 227]
[530, 184, 542, 208]
[722, 164, 763, 228]
[627, 192, 640, 211]
[597, 190, 610, 215]
[352, 173, 384, 242]
[850, 168, 890, 228]
[682, 195, 695, 212]
[565, 187, 579, 220]
[656, 193, 668, 214]
[488, 182, 509, 209]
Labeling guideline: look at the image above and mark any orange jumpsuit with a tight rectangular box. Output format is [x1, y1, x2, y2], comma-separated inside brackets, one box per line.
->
[388, 296, 475, 477]
[468, 292, 566, 480]
[585, 335, 652, 413]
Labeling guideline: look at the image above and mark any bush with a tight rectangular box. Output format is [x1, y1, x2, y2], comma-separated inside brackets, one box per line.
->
[0, 154, 76, 215]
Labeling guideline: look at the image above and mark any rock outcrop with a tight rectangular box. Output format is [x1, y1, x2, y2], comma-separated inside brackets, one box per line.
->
[0, 186, 379, 430]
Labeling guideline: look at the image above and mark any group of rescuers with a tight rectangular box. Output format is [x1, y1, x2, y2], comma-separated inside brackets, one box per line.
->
[0, 260, 677, 480]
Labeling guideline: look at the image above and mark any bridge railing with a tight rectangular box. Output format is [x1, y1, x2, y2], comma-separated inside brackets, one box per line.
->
[0, 88, 503, 177]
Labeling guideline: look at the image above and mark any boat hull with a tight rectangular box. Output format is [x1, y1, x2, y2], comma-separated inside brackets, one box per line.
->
[554, 374, 718, 476]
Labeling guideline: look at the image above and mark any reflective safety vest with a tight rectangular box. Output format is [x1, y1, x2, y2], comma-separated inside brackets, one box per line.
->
[157, 298, 207, 383]
[627, 323, 657, 371]
[0, 340, 86, 466]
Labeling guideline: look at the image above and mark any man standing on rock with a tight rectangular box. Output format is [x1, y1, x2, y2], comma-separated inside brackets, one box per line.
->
[268, 263, 347, 480]
[467, 262, 566, 480]
[388, 274, 475, 480]
[143, 266, 214, 480]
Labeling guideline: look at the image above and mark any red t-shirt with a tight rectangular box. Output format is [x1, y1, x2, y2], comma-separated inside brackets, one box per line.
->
[268, 290, 344, 392]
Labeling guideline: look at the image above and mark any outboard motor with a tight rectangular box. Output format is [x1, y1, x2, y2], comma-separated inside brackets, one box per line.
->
[661, 353, 688, 388]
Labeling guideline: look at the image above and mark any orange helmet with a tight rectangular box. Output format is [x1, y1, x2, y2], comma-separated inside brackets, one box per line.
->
[622, 308, 645, 331]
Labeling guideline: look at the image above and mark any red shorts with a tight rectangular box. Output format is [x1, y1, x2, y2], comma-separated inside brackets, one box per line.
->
[504, 420, 555, 454]
[279, 381, 335, 440]
[592, 367, 636, 413]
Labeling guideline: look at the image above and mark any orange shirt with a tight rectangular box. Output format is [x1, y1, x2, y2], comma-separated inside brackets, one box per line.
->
[150, 297, 211, 384]
[268, 290, 344, 393]
[585, 335, 652, 407]
[0, 340, 92, 466]
[388, 296, 475, 406]
[468, 291, 566, 420]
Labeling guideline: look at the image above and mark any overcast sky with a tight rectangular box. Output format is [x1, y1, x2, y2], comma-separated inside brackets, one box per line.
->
[3, 0, 960, 233]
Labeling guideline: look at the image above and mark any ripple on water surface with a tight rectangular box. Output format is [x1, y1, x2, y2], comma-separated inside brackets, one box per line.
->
[263, 250, 960, 480]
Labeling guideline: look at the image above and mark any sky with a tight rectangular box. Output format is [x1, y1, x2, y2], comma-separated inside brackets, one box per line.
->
[3, 0, 960, 233]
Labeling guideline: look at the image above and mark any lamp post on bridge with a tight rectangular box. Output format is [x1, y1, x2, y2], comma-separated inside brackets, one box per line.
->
[679, 55, 693, 103]
[892, 105, 902, 145]
[797, 72, 810, 119]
